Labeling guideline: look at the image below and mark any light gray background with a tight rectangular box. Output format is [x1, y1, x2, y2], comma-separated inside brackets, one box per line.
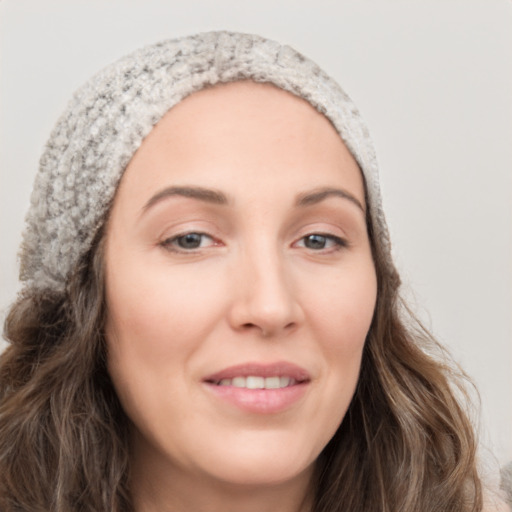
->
[1, 0, 511, 469]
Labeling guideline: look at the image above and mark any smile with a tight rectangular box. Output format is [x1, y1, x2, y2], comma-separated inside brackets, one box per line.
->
[215, 376, 296, 389]
[203, 362, 310, 414]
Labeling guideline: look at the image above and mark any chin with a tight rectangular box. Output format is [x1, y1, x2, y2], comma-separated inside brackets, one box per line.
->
[187, 431, 319, 488]
[207, 458, 314, 489]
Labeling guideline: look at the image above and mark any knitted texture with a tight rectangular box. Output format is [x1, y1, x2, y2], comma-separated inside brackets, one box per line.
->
[20, 31, 390, 292]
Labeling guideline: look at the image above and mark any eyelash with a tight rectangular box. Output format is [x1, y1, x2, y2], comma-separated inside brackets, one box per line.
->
[160, 232, 348, 253]
[294, 233, 348, 252]
[160, 232, 218, 252]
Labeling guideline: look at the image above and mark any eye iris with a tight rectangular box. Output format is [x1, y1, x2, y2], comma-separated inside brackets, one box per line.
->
[178, 233, 203, 249]
[305, 234, 327, 249]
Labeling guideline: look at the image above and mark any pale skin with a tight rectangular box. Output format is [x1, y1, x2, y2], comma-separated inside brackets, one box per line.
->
[104, 81, 377, 512]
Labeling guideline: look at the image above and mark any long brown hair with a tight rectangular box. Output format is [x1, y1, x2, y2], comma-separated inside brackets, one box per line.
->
[313, 213, 482, 511]
[0, 203, 482, 511]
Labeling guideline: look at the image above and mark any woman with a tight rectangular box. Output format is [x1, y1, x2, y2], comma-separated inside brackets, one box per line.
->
[0, 31, 500, 511]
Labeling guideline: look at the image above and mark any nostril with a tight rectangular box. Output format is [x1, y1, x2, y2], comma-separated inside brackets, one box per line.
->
[246, 323, 271, 336]
[240, 322, 270, 337]
[240, 321, 297, 338]
[240, 322, 267, 335]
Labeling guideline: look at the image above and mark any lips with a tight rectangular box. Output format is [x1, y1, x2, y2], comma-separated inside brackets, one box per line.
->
[203, 362, 310, 414]
[203, 361, 310, 383]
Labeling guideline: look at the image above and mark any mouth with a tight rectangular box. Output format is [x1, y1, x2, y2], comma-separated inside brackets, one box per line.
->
[202, 362, 310, 414]
[209, 375, 299, 389]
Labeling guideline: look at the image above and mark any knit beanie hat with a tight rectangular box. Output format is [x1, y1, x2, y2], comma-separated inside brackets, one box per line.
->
[20, 30, 391, 293]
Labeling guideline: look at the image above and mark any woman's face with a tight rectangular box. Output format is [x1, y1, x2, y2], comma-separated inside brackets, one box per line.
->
[104, 81, 377, 490]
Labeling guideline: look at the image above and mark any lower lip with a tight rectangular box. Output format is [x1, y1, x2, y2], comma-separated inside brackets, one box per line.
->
[203, 382, 309, 414]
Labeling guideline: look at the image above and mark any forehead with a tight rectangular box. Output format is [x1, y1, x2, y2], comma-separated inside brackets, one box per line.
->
[173, 80, 324, 121]
[115, 80, 365, 208]
[138, 80, 337, 148]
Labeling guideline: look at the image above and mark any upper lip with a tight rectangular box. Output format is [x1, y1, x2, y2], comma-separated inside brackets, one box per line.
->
[203, 361, 310, 384]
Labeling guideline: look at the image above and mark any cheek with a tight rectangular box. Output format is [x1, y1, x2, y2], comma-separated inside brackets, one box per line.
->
[104, 255, 235, 434]
[308, 258, 377, 346]
[290, 259, 376, 457]
[305, 258, 377, 391]
[104, 263, 220, 446]
[105, 257, 223, 362]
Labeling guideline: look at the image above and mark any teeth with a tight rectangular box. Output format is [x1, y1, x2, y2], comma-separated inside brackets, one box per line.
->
[232, 377, 246, 388]
[246, 376, 264, 389]
[279, 376, 291, 388]
[217, 376, 296, 389]
[265, 376, 281, 389]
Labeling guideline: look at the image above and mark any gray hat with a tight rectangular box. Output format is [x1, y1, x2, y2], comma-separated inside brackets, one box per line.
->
[20, 30, 390, 292]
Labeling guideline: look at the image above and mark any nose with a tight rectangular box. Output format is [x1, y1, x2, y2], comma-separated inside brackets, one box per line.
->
[227, 247, 304, 338]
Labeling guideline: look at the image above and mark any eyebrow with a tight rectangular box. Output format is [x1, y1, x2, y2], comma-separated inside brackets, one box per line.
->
[295, 187, 365, 212]
[142, 186, 229, 212]
[141, 184, 364, 215]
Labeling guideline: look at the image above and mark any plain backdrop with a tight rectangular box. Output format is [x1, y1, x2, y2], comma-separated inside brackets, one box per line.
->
[1, 0, 511, 469]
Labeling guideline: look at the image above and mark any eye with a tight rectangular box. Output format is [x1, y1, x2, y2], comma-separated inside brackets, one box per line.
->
[295, 233, 347, 251]
[161, 232, 216, 251]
